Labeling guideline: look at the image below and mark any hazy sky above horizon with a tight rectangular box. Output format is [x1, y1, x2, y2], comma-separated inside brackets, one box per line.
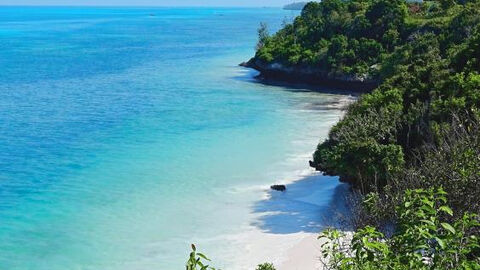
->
[0, 0, 291, 7]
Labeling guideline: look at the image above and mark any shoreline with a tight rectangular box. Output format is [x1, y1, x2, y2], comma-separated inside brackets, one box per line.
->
[236, 74, 354, 269]
[186, 63, 356, 270]
[224, 173, 351, 270]
[223, 82, 353, 269]
[240, 80, 352, 270]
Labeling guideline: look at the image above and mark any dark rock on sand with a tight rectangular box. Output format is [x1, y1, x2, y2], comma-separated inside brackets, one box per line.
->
[270, 185, 286, 192]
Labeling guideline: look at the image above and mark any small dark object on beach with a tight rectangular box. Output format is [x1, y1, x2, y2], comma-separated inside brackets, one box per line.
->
[270, 185, 286, 192]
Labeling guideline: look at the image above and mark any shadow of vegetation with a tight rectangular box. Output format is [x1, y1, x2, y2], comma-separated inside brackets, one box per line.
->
[251, 174, 352, 234]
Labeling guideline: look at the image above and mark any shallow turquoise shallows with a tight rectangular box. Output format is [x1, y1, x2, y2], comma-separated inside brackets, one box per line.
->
[0, 7, 346, 269]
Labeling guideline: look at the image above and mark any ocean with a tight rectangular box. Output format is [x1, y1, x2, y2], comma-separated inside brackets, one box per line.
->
[0, 7, 347, 269]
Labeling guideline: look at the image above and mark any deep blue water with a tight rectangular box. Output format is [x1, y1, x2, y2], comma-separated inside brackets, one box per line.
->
[0, 7, 346, 269]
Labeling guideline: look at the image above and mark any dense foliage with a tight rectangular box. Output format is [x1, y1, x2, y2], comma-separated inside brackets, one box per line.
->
[253, 0, 480, 266]
[257, 0, 412, 79]
[256, 0, 480, 217]
[320, 188, 480, 269]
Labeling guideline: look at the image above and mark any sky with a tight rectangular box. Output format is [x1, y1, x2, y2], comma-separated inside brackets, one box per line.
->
[0, 0, 291, 7]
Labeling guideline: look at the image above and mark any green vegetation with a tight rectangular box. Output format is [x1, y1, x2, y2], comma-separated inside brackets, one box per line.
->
[256, 0, 413, 79]
[256, 263, 276, 270]
[186, 0, 480, 268]
[251, 0, 480, 268]
[307, 0, 480, 219]
[254, 0, 480, 223]
[186, 244, 216, 270]
[320, 188, 480, 269]
[257, 0, 480, 212]
[185, 245, 277, 270]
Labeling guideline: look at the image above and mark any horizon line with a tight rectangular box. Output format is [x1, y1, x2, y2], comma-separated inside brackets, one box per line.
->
[0, 4, 285, 8]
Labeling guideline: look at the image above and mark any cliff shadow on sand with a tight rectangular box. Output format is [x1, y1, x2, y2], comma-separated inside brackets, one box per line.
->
[251, 174, 352, 234]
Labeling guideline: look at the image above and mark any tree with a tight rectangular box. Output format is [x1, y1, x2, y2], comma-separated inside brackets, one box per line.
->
[256, 22, 270, 51]
[439, 0, 456, 9]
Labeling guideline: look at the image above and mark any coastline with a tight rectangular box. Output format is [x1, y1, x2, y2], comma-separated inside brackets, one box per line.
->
[1, 7, 365, 269]
[222, 75, 354, 269]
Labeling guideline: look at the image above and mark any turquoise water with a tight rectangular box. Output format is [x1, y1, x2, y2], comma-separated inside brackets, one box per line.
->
[0, 7, 347, 269]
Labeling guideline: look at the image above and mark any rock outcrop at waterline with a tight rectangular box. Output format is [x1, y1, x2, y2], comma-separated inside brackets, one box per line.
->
[240, 58, 378, 92]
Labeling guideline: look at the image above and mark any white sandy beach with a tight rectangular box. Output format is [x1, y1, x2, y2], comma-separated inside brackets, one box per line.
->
[279, 232, 326, 270]
[225, 99, 355, 270]
[211, 171, 351, 270]
[228, 230, 326, 270]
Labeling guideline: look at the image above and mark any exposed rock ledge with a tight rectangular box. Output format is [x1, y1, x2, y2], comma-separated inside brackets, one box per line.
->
[240, 58, 379, 92]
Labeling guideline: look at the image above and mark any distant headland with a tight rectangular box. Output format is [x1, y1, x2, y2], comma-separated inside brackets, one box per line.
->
[283, 2, 308, 10]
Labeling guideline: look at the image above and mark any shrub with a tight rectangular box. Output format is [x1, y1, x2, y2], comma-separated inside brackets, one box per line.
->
[319, 188, 480, 269]
[256, 263, 276, 270]
[186, 244, 216, 270]
[185, 245, 277, 270]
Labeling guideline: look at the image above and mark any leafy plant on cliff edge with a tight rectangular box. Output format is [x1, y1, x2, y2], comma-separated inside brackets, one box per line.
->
[185, 244, 277, 270]
[186, 244, 216, 270]
[256, 262, 276, 270]
[319, 188, 480, 270]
